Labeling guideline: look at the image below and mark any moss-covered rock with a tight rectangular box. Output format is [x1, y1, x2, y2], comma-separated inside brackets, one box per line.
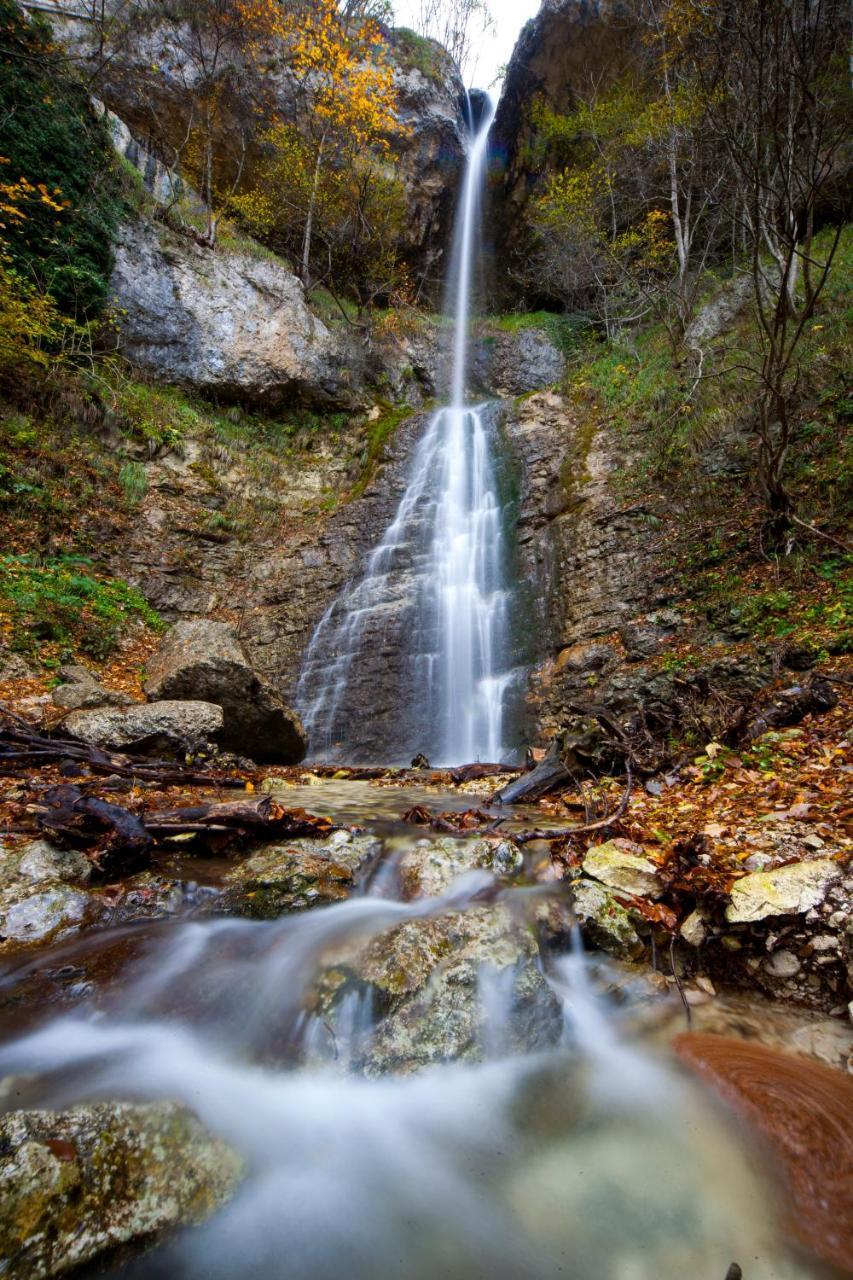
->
[726, 858, 841, 923]
[224, 832, 381, 917]
[0, 1100, 243, 1278]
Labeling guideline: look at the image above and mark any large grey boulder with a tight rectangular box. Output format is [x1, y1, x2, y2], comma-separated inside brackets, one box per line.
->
[111, 221, 351, 409]
[65, 700, 223, 756]
[471, 327, 565, 395]
[143, 620, 306, 764]
[0, 838, 97, 953]
[0, 1102, 242, 1279]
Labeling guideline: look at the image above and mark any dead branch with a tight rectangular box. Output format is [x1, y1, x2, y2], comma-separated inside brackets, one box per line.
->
[512, 767, 633, 845]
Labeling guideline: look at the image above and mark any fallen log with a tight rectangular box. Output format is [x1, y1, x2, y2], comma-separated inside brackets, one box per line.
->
[0, 705, 247, 788]
[448, 763, 517, 784]
[143, 796, 336, 841]
[493, 745, 573, 805]
[34, 784, 153, 878]
[733, 676, 838, 742]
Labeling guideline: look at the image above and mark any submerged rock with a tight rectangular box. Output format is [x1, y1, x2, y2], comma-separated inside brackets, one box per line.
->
[0, 1101, 243, 1279]
[143, 619, 306, 764]
[225, 833, 381, 917]
[64, 700, 223, 756]
[726, 858, 841, 923]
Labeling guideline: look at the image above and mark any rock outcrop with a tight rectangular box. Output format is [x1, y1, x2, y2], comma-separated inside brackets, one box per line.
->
[491, 0, 635, 302]
[225, 831, 381, 916]
[111, 220, 351, 409]
[0, 1101, 242, 1279]
[143, 619, 307, 763]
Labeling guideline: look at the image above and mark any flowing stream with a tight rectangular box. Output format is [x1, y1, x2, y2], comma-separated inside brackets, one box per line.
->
[297, 97, 520, 766]
[0, 777, 830, 1279]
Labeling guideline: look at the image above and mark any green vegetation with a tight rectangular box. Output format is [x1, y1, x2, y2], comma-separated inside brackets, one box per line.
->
[485, 311, 591, 357]
[350, 402, 413, 498]
[0, 554, 161, 663]
[392, 28, 448, 82]
[0, 0, 123, 318]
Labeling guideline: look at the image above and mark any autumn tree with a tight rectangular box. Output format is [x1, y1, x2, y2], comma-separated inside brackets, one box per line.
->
[234, 0, 404, 294]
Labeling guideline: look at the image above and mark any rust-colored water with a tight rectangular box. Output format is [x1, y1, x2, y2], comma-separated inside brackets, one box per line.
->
[674, 1032, 853, 1277]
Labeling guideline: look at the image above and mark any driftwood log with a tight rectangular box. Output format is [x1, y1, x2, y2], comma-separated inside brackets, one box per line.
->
[492, 745, 573, 805]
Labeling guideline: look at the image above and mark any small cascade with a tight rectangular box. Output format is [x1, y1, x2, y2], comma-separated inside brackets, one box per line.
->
[297, 96, 521, 765]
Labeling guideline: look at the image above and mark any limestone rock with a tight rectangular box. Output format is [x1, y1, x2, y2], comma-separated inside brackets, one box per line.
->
[225, 833, 381, 917]
[471, 327, 565, 395]
[726, 859, 841, 924]
[397, 836, 521, 900]
[1, 887, 94, 945]
[16, 840, 92, 886]
[0, 1101, 242, 1279]
[358, 903, 562, 1076]
[143, 619, 306, 764]
[679, 909, 707, 948]
[582, 841, 662, 898]
[65, 700, 223, 756]
[111, 220, 350, 409]
[51, 664, 131, 713]
[571, 879, 643, 958]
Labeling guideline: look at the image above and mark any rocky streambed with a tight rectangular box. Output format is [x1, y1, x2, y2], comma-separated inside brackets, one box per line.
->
[0, 775, 851, 1280]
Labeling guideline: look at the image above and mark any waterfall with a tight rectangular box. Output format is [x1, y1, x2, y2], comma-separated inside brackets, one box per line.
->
[297, 95, 519, 766]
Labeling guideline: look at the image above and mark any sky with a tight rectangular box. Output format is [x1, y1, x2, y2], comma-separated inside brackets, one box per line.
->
[392, 0, 543, 90]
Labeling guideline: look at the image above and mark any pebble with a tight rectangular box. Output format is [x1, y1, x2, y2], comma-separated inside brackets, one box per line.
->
[764, 949, 801, 978]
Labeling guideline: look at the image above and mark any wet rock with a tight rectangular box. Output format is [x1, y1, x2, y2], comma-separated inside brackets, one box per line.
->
[570, 879, 643, 959]
[1, 886, 94, 945]
[679, 909, 708, 948]
[726, 859, 841, 924]
[0, 1101, 243, 1279]
[225, 833, 381, 917]
[356, 903, 562, 1076]
[64, 700, 224, 757]
[582, 840, 662, 898]
[51, 665, 131, 713]
[397, 836, 521, 899]
[16, 840, 92, 886]
[143, 620, 306, 764]
[764, 949, 801, 978]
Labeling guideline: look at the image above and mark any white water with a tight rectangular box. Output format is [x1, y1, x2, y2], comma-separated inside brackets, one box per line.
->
[0, 858, 809, 1280]
[297, 96, 519, 766]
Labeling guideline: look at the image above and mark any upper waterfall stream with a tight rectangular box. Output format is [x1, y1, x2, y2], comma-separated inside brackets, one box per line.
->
[297, 97, 520, 766]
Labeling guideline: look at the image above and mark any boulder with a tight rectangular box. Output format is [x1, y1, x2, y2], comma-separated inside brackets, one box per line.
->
[143, 620, 306, 764]
[0, 1101, 242, 1279]
[51, 664, 131, 713]
[471, 327, 565, 395]
[314, 836, 561, 1076]
[111, 220, 351, 409]
[65, 700, 224, 756]
[726, 859, 841, 924]
[582, 840, 662, 898]
[0, 839, 97, 952]
[224, 832, 381, 917]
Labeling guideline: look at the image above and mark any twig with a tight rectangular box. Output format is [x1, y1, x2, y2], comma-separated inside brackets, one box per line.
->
[670, 934, 692, 1028]
[512, 766, 633, 845]
[789, 513, 852, 553]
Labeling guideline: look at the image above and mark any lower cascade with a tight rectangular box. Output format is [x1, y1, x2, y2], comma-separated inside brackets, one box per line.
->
[297, 97, 521, 766]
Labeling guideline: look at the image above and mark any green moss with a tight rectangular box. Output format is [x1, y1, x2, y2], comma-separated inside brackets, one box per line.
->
[559, 415, 597, 504]
[350, 402, 414, 498]
[0, 554, 162, 663]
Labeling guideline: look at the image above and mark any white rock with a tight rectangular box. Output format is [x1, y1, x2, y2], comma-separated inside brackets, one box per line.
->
[726, 859, 841, 924]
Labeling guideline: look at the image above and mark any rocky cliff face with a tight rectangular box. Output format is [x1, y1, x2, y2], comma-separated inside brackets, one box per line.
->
[490, 0, 634, 301]
[111, 221, 354, 409]
[45, 12, 466, 295]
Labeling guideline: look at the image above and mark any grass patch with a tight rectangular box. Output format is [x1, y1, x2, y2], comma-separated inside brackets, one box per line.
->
[0, 554, 162, 664]
[392, 28, 449, 82]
